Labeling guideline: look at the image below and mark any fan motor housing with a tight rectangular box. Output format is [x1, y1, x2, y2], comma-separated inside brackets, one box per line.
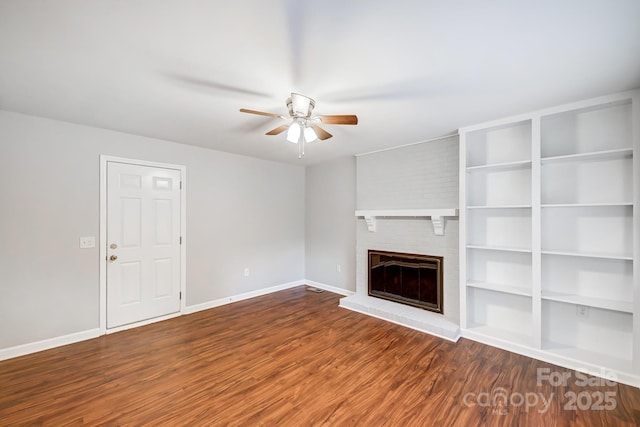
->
[287, 93, 315, 118]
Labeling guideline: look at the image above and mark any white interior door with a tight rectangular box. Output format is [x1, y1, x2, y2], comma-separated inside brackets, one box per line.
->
[106, 161, 182, 329]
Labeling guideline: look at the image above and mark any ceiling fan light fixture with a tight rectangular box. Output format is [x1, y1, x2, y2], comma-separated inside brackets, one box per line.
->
[240, 92, 357, 158]
[286, 121, 301, 143]
[304, 125, 318, 143]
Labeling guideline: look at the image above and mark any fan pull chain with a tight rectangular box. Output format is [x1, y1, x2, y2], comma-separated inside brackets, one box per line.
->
[298, 135, 305, 158]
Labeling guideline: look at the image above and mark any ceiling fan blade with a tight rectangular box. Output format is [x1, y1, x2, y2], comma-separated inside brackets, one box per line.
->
[240, 108, 284, 119]
[266, 124, 289, 135]
[311, 124, 332, 140]
[318, 115, 358, 125]
[168, 74, 273, 98]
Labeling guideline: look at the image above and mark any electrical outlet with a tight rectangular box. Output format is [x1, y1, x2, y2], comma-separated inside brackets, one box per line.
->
[244, 268, 250, 277]
[576, 305, 589, 318]
[336, 264, 342, 273]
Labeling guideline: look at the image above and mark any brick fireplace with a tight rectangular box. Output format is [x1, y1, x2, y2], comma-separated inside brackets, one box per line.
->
[340, 214, 460, 341]
[339, 135, 461, 341]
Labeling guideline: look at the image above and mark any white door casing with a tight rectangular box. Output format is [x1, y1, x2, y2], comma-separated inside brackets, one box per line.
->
[100, 156, 185, 332]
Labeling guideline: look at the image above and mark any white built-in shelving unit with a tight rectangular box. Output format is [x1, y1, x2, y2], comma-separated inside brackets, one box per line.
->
[459, 90, 639, 387]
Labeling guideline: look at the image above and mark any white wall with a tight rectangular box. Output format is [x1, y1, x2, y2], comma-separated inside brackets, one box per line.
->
[305, 157, 356, 291]
[0, 110, 305, 350]
[355, 136, 460, 324]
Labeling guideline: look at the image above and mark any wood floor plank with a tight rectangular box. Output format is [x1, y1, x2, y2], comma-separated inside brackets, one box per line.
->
[1, 286, 639, 426]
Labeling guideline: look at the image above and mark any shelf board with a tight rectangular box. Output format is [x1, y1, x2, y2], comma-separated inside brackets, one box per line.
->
[542, 342, 633, 373]
[541, 202, 633, 208]
[467, 281, 532, 297]
[467, 245, 532, 254]
[467, 205, 532, 209]
[541, 250, 633, 261]
[466, 323, 532, 348]
[466, 159, 532, 172]
[542, 291, 633, 313]
[541, 148, 633, 164]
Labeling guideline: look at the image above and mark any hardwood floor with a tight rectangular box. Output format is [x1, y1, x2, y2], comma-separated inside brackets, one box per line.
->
[1, 286, 639, 426]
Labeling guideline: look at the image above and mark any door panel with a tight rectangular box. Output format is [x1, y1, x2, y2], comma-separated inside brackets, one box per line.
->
[154, 258, 173, 297]
[121, 198, 142, 247]
[107, 162, 181, 328]
[120, 261, 142, 305]
[154, 199, 172, 245]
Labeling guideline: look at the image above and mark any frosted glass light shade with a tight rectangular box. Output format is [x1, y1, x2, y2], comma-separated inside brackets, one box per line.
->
[287, 122, 301, 143]
[304, 126, 318, 142]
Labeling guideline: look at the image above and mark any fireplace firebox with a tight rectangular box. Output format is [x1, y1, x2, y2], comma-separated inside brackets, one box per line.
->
[368, 250, 443, 314]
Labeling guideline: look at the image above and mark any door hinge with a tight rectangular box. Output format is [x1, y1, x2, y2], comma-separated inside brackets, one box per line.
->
[180, 236, 182, 245]
[180, 291, 182, 300]
[180, 181, 182, 190]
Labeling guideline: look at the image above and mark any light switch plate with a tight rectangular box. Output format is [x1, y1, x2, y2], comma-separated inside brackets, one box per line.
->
[79, 236, 96, 249]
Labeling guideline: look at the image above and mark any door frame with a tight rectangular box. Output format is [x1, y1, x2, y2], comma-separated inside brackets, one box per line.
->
[99, 155, 187, 335]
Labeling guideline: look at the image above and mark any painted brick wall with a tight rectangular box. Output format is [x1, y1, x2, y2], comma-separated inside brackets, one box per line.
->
[355, 136, 460, 324]
[357, 137, 459, 210]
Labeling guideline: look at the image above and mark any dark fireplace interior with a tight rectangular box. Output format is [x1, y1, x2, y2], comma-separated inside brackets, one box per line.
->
[368, 250, 443, 314]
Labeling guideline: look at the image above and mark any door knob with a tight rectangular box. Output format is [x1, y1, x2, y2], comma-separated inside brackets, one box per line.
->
[109, 255, 118, 262]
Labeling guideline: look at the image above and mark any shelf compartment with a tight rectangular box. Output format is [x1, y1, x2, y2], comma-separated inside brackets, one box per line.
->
[467, 249, 531, 293]
[467, 287, 532, 347]
[542, 253, 633, 309]
[467, 208, 532, 251]
[541, 205, 632, 259]
[541, 155, 633, 205]
[466, 120, 532, 168]
[541, 100, 632, 158]
[466, 166, 531, 207]
[468, 281, 531, 297]
[542, 300, 633, 369]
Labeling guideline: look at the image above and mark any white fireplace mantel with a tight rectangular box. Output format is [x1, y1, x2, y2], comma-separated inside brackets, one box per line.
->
[355, 208, 459, 236]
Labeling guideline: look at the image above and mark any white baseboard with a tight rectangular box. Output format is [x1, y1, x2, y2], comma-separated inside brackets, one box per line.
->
[0, 328, 101, 361]
[461, 329, 640, 389]
[183, 280, 306, 314]
[0, 279, 349, 361]
[305, 280, 355, 296]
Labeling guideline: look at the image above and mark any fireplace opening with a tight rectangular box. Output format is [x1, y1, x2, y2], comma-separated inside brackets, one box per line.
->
[368, 250, 443, 314]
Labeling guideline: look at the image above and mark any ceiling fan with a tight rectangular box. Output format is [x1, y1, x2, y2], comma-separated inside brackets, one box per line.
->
[240, 93, 358, 158]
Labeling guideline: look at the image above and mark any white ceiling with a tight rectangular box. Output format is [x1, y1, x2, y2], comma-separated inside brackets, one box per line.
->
[1, 1, 639, 165]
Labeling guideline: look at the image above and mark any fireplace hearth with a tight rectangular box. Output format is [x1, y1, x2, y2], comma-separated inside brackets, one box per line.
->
[368, 250, 443, 314]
